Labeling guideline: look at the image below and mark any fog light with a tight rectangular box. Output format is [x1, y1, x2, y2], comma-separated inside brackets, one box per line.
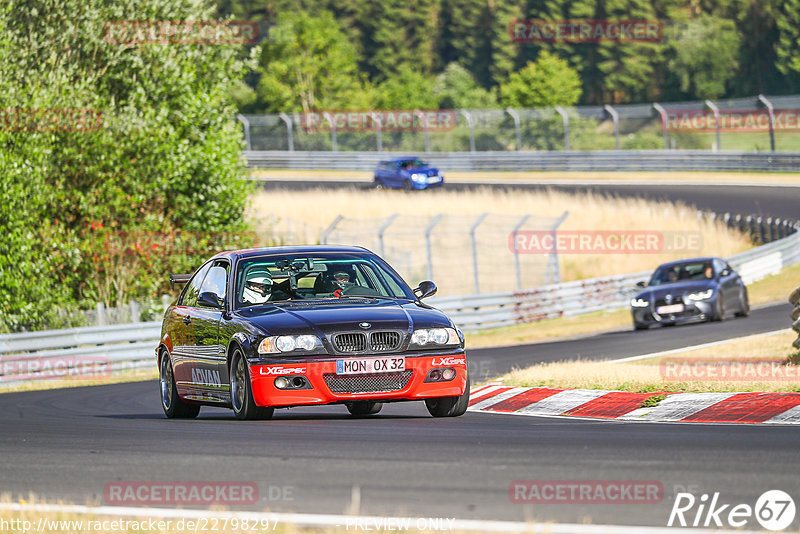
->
[430, 369, 442, 381]
[442, 367, 456, 381]
[275, 377, 290, 389]
[291, 376, 306, 388]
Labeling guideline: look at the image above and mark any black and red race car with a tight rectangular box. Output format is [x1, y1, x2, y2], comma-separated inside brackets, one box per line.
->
[157, 245, 469, 420]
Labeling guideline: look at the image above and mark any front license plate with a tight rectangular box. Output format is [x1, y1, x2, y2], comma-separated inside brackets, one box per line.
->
[336, 357, 405, 375]
[656, 304, 684, 314]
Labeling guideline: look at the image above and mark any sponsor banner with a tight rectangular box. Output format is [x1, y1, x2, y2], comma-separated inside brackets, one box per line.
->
[510, 19, 663, 43]
[0, 356, 111, 382]
[510, 480, 663, 504]
[103, 481, 259, 506]
[104, 20, 260, 45]
[665, 109, 800, 132]
[0, 108, 103, 132]
[661, 359, 800, 381]
[300, 110, 457, 133]
[509, 230, 702, 254]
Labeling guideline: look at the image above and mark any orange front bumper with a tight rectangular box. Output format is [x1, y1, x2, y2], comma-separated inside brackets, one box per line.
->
[250, 354, 467, 408]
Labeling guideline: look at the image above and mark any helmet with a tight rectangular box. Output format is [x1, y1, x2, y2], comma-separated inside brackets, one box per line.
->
[243, 273, 273, 304]
[324, 265, 357, 292]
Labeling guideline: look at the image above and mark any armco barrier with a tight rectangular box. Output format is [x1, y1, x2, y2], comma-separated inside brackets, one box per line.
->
[2, 232, 799, 384]
[245, 150, 800, 172]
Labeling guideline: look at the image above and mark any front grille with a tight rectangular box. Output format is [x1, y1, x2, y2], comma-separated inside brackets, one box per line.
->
[324, 370, 414, 394]
[333, 333, 367, 352]
[369, 331, 402, 352]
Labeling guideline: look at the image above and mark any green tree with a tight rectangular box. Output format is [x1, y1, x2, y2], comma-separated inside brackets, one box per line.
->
[433, 63, 497, 108]
[0, 0, 252, 330]
[499, 51, 582, 108]
[775, 0, 800, 75]
[257, 10, 366, 112]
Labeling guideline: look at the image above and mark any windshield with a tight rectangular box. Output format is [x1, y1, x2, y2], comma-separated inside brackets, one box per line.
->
[648, 261, 714, 286]
[234, 253, 414, 307]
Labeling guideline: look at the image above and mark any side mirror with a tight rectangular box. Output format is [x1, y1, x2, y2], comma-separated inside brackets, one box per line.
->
[636, 281, 647, 288]
[414, 281, 437, 300]
[198, 291, 224, 309]
[720, 268, 731, 277]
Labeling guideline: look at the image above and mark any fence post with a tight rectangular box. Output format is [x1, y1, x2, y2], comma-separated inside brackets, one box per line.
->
[652, 103, 669, 150]
[705, 100, 721, 151]
[505, 108, 521, 151]
[512, 214, 532, 290]
[96, 302, 107, 327]
[757, 94, 776, 153]
[237, 114, 252, 151]
[603, 105, 620, 150]
[424, 214, 445, 281]
[278, 112, 294, 152]
[320, 215, 343, 244]
[413, 110, 431, 153]
[459, 110, 476, 152]
[554, 106, 570, 151]
[470, 213, 489, 294]
[378, 214, 399, 257]
[323, 112, 337, 151]
[545, 211, 569, 284]
[370, 112, 383, 152]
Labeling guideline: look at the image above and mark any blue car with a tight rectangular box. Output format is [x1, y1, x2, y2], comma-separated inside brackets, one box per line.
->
[631, 257, 749, 330]
[373, 157, 444, 190]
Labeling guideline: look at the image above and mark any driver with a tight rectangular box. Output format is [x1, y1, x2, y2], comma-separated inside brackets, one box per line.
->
[322, 266, 357, 296]
[243, 275, 273, 304]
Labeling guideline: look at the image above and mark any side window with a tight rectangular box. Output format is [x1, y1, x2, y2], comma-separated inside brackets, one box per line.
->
[180, 262, 212, 307]
[198, 262, 229, 306]
[713, 258, 726, 275]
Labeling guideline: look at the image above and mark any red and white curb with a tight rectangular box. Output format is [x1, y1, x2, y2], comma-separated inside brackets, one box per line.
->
[468, 383, 800, 424]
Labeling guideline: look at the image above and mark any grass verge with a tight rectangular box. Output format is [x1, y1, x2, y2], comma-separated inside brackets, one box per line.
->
[498, 329, 800, 393]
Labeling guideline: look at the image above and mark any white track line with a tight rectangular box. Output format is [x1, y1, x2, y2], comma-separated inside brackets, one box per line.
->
[618, 393, 736, 422]
[515, 389, 608, 416]
[468, 387, 529, 410]
[0, 503, 765, 534]
[603, 329, 789, 364]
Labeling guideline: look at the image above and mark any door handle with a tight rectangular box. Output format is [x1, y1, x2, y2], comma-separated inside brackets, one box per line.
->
[183, 316, 192, 325]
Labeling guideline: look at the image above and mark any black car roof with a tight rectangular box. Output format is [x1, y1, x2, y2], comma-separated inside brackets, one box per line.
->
[211, 245, 373, 262]
[656, 257, 719, 269]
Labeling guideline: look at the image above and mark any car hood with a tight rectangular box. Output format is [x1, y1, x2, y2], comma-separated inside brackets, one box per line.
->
[635, 280, 716, 301]
[406, 166, 439, 176]
[236, 299, 452, 337]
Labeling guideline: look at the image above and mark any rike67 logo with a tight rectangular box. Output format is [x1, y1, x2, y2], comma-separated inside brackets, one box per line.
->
[669, 490, 796, 531]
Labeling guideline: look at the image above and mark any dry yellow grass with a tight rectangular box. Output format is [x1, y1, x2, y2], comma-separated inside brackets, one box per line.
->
[499, 329, 800, 393]
[250, 169, 800, 184]
[248, 187, 751, 287]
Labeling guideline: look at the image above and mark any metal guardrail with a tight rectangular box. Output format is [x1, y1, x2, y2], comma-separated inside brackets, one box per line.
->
[0, 322, 160, 384]
[791, 286, 800, 350]
[245, 150, 800, 172]
[2, 227, 799, 385]
[430, 230, 800, 331]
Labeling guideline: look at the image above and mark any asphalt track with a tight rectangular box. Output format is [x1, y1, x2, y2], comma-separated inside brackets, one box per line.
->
[2, 180, 798, 530]
[256, 179, 800, 220]
[1, 303, 796, 529]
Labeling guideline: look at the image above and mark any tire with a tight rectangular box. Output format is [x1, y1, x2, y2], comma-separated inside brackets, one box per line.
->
[230, 347, 274, 421]
[374, 179, 384, 191]
[345, 401, 383, 416]
[425, 377, 470, 418]
[159, 350, 200, 419]
[403, 180, 413, 192]
[713, 295, 726, 322]
[735, 287, 750, 317]
[634, 322, 648, 331]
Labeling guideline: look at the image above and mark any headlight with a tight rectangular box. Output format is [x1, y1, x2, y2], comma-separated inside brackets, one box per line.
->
[630, 298, 649, 308]
[258, 335, 322, 354]
[409, 327, 460, 348]
[687, 289, 714, 301]
[411, 173, 427, 182]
